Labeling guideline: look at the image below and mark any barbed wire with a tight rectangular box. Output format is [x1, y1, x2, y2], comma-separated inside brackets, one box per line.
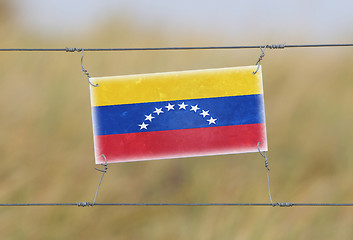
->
[0, 43, 352, 52]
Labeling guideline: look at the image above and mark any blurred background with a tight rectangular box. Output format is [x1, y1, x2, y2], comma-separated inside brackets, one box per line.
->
[1, 0, 353, 239]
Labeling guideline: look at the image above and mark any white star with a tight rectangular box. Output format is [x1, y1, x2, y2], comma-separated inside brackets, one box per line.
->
[138, 122, 149, 130]
[190, 105, 200, 112]
[145, 114, 155, 122]
[165, 103, 175, 111]
[200, 110, 210, 117]
[178, 102, 188, 110]
[207, 117, 217, 125]
[153, 107, 164, 115]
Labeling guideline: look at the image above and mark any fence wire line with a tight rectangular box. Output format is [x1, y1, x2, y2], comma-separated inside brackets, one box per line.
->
[1, 202, 353, 207]
[0, 43, 353, 52]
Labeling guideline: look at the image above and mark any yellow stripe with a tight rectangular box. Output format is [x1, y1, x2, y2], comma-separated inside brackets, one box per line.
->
[90, 66, 263, 107]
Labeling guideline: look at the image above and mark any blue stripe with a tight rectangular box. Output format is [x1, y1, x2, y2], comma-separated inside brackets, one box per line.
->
[92, 94, 265, 136]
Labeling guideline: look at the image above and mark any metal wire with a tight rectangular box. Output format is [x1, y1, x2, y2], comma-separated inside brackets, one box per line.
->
[257, 142, 273, 205]
[0, 202, 353, 207]
[92, 154, 108, 205]
[253, 46, 267, 75]
[0, 203, 78, 206]
[0, 43, 353, 52]
[80, 49, 98, 87]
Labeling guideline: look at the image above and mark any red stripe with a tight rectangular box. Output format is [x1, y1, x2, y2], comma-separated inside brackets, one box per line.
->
[94, 123, 267, 163]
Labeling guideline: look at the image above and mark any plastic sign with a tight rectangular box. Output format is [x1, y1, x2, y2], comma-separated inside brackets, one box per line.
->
[90, 66, 267, 164]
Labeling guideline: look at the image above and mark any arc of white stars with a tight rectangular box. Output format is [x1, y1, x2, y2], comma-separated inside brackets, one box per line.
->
[207, 117, 217, 125]
[178, 102, 188, 110]
[145, 114, 155, 122]
[153, 107, 164, 115]
[190, 104, 200, 112]
[139, 102, 218, 131]
[139, 122, 149, 130]
[200, 110, 210, 117]
[165, 103, 175, 111]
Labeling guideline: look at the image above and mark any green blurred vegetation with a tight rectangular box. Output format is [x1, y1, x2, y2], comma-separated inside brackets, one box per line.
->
[1, 2, 353, 240]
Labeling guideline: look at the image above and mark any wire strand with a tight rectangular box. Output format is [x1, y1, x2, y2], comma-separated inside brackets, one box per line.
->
[92, 154, 108, 205]
[0, 43, 353, 52]
[0, 202, 353, 207]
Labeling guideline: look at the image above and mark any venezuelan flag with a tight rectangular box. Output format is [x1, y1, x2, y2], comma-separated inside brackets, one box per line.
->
[90, 66, 267, 163]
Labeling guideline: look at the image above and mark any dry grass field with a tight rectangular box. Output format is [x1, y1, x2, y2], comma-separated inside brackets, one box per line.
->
[1, 5, 353, 239]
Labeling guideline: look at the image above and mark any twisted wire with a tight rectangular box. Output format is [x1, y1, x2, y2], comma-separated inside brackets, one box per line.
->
[0, 202, 352, 207]
[1, 43, 353, 52]
[80, 49, 98, 87]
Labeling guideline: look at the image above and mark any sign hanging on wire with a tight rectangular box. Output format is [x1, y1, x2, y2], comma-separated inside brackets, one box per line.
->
[89, 65, 267, 164]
